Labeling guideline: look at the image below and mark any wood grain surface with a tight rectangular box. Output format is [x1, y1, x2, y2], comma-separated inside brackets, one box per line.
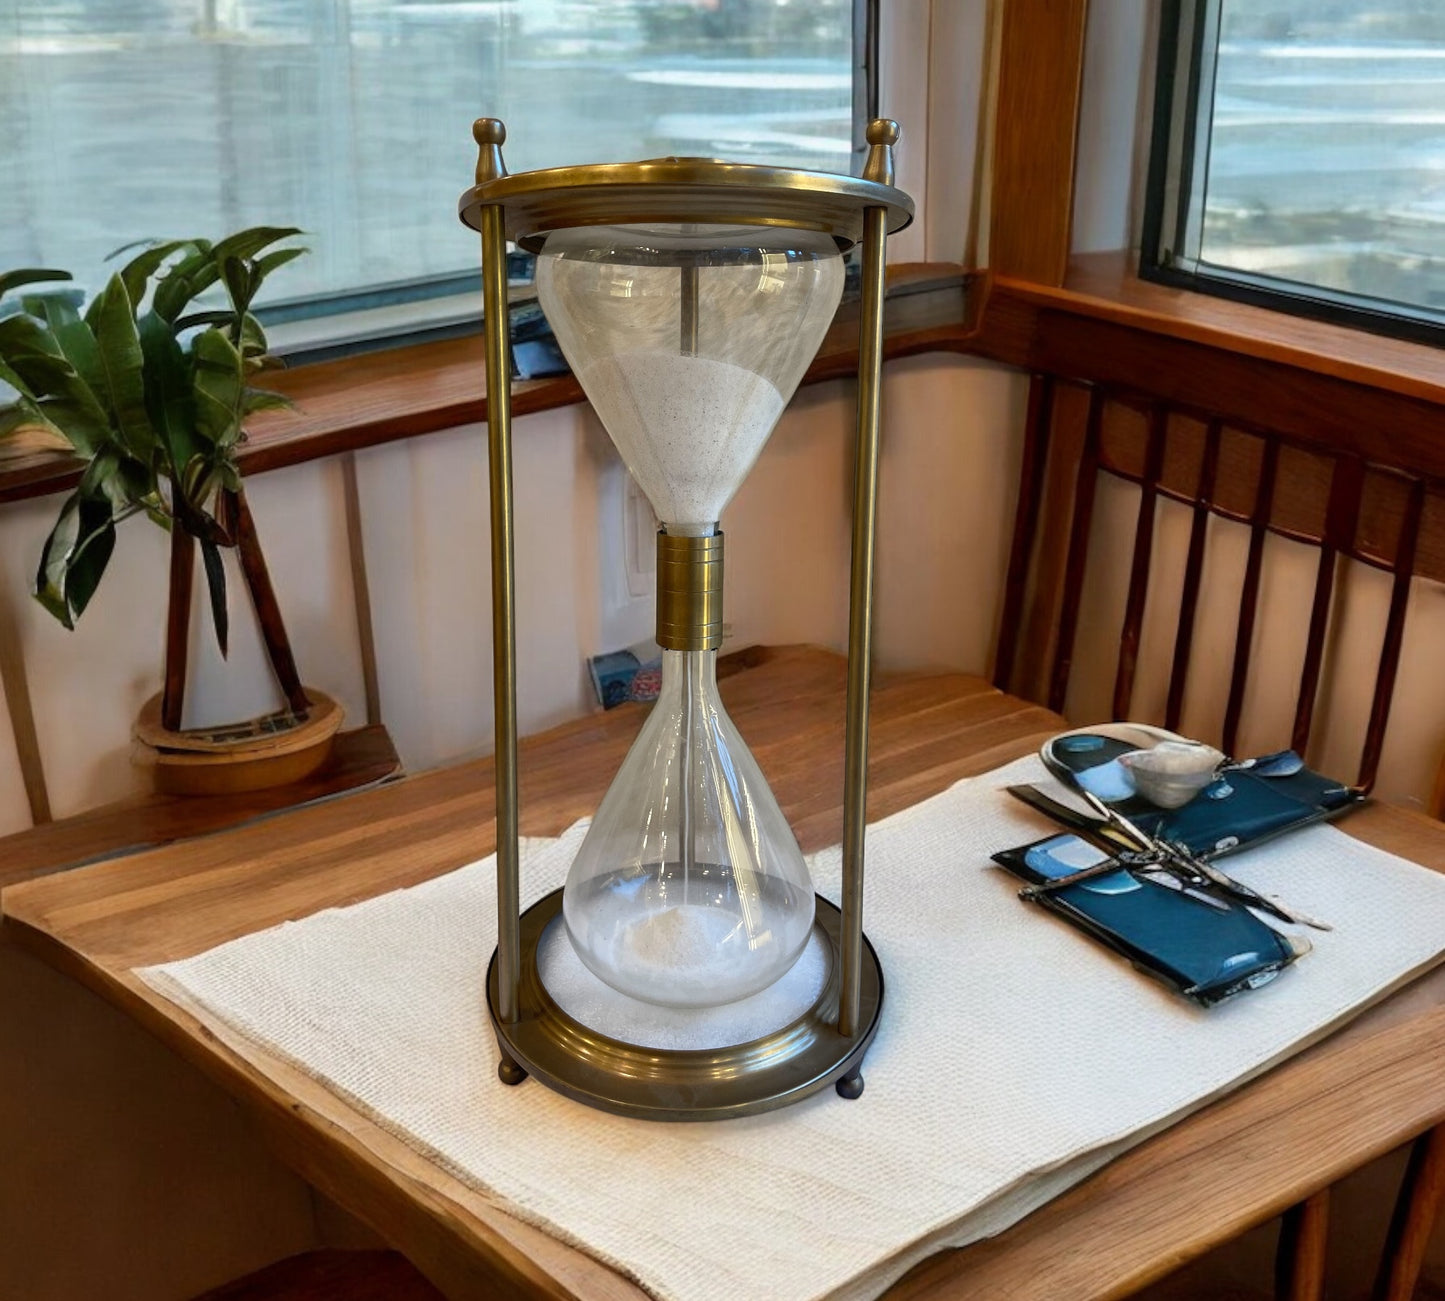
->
[974, 274, 1445, 485]
[987, 0, 1089, 286]
[0, 724, 401, 890]
[3, 647, 1443, 1301]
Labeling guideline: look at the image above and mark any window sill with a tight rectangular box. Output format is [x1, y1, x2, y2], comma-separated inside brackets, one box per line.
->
[995, 250, 1445, 408]
[0, 263, 976, 507]
[973, 250, 1445, 482]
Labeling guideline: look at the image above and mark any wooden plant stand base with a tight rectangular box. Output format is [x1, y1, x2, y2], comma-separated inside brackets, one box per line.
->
[140, 484, 342, 798]
[135, 690, 345, 797]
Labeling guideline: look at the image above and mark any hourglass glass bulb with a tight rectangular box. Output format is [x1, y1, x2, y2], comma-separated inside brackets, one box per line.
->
[562, 647, 814, 1008]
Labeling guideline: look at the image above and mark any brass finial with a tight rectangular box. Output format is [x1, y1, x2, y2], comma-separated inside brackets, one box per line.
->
[474, 118, 508, 184]
[862, 118, 899, 186]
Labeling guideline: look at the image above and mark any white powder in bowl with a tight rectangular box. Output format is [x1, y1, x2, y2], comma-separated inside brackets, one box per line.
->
[580, 350, 785, 530]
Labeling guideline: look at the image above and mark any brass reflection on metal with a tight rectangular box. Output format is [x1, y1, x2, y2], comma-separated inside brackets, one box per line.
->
[486, 890, 884, 1121]
[458, 121, 914, 252]
[839, 167, 894, 1039]
[656, 531, 724, 652]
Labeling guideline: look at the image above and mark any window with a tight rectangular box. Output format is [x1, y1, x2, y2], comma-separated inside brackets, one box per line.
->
[1141, 0, 1445, 344]
[0, 1, 864, 348]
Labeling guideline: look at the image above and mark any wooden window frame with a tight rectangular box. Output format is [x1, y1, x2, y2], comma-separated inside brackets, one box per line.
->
[981, 0, 1445, 485]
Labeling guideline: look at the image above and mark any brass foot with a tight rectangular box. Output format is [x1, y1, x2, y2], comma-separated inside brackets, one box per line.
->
[835, 1069, 864, 1100]
[498, 1055, 528, 1086]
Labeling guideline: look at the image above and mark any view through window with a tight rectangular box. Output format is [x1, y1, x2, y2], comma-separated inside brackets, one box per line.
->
[0, 1, 856, 311]
[1146, 0, 1445, 334]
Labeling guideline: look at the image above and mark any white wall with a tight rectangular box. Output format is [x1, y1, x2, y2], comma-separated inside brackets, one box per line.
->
[1072, 0, 1154, 255]
[0, 354, 1027, 838]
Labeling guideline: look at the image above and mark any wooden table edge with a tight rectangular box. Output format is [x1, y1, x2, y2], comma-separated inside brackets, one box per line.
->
[6, 903, 1442, 1301]
[1, 915, 630, 1301]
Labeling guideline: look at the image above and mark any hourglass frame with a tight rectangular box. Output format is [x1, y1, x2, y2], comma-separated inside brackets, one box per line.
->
[459, 118, 913, 1120]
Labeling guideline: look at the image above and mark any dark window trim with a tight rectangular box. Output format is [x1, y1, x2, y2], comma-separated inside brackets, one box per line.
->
[1139, 0, 1445, 351]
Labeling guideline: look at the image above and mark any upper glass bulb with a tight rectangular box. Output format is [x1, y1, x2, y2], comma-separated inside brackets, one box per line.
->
[535, 222, 845, 533]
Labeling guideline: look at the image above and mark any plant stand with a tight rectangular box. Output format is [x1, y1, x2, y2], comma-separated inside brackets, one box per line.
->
[135, 487, 342, 796]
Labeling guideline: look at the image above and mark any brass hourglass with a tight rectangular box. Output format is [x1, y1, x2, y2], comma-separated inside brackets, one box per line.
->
[460, 119, 912, 1119]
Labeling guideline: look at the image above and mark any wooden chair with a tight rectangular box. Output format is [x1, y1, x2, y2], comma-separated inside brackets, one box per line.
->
[994, 371, 1445, 1300]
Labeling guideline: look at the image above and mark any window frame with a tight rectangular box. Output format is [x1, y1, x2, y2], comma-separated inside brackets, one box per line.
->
[242, 0, 878, 365]
[1138, 0, 1445, 350]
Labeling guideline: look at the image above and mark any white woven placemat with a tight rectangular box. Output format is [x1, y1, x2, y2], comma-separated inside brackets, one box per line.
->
[138, 757, 1445, 1301]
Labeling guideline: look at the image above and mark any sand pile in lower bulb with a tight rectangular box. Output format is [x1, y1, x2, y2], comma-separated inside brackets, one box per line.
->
[581, 351, 785, 530]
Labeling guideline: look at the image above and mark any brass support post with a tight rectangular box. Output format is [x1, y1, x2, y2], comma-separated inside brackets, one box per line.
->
[839, 124, 897, 1037]
[840, 203, 888, 1038]
[476, 118, 521, 1026]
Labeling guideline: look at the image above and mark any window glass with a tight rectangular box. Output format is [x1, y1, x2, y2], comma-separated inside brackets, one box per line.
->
[0, 1, 855, 306]
[1201, 3, 1445, 317]
[1144, 0, 1445, 337]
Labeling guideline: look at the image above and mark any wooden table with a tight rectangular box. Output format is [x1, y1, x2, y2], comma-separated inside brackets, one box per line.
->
[0, 724, 402, 891]
[3, 646, 1442, 1300]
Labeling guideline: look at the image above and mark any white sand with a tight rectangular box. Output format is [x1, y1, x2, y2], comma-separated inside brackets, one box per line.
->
[538, 914, 830, 1049]
[581, 350, 785, 530]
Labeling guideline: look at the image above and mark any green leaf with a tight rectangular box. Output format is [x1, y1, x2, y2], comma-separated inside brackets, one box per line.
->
[106, 238, 164, 260]
[219, 256, 252, 317]
[33, 490, 116, 628]
[0, 268, 72, 302]
[209, 226, 303, 266]
[78, 448, 121, 499]
[0, 311, 61, 360]
[26, 396, 114, 458]
[23, 291, 83, 329]
[0, 314, 73, 399]
[51, 318, 108, 405]
[252, 246, 305, 284]
[115, 239, 196, 310]
[87, 273, 156, 459]
[0, 403, 35, 438]
[175, 310, 238, 332]
[33, 495, 78, 626]
[199, 536, 229, 657]
[0, 312, 112, 443]
[138, 310, 199, 478]
[191, 327, 245, 447]
[76, 447, 152, 512]
[63, 499, 117, 623]
[241, 386, 292, 415]
[0, 357, 34, 400]
[152, 246, 222, 323]
[115, 456, 155, 506]
[142, 499, 172, 530]
[237, 312, 269, 360]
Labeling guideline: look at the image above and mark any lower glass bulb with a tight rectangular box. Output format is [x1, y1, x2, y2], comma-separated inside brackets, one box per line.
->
[563, 648, 815, 1008]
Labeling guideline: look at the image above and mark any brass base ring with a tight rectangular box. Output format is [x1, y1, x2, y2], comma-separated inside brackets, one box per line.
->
[486, 889, 884, 1121]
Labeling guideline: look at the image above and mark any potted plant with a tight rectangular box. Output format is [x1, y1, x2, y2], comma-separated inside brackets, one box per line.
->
[0, 228, 343, 794]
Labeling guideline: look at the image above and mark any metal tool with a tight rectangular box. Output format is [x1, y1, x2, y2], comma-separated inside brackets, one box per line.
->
[1007, 786, 1233, 911]
[1007, 781, 1330, 930]
[1073, 789, 1332, 932]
